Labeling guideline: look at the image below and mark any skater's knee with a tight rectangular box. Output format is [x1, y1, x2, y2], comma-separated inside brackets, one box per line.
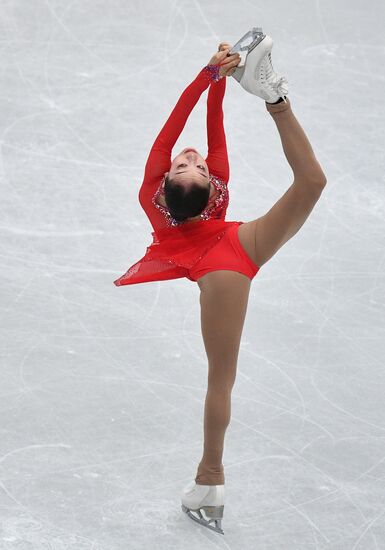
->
[207, 362, 237, 390]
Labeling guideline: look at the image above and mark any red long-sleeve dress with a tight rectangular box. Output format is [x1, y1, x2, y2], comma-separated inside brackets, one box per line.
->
[113, 64, 243, 286]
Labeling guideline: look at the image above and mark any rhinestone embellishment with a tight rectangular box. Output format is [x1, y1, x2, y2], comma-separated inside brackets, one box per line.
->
[151, 173, 228, 227]
[202, 64, 222, 82]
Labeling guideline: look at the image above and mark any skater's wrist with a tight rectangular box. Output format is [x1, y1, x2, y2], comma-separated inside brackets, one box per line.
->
[202, 64, 222, 83]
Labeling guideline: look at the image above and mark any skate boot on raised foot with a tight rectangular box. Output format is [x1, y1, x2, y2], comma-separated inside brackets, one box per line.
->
[230, 27, 289, 104]
[181, 480, 225, 535]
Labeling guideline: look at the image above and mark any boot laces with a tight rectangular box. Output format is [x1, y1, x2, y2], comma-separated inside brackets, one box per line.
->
[263, 53, 289, 100]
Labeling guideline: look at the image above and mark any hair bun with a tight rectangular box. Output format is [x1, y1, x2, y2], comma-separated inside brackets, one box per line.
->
[172, 213, 188, 222]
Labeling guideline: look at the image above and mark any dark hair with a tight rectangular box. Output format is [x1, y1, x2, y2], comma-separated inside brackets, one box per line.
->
[164, 175, 210, 222]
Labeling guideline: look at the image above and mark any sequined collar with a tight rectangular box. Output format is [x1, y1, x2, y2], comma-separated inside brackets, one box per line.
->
[151, 173, 228, 227]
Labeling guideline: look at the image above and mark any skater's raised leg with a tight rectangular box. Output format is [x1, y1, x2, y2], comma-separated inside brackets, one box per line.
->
[238, 97, 327, 269]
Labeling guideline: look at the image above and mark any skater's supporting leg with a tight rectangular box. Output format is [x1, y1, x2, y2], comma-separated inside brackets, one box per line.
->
[195, 271, 251, 485]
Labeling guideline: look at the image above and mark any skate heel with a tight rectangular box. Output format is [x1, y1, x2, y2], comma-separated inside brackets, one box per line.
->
[231, 65, 245, 84]
[202, 504, 224, 519]
[181, 482, 225, 535]
[181, 504, 225, 535]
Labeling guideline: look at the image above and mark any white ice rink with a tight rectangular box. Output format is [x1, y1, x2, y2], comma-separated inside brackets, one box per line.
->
[1, 1, 385, 548]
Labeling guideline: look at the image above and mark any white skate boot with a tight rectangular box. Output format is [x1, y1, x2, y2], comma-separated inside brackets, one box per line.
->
[230, 27, 289, 103]
[181, 480, 225, 535]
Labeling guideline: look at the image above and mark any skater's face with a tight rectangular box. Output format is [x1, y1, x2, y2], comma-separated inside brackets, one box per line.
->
[167, 148, 210, 189]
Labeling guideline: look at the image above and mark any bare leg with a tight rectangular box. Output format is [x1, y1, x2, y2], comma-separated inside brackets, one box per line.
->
[264, 98, 326, 181]
[238, 97, 327, 268]
[195, 270, 251, 485]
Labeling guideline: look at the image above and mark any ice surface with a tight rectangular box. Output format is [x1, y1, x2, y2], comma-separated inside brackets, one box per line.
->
[1, 0, 385, 548]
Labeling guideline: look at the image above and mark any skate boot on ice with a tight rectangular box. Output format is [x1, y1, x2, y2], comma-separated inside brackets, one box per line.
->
[181, 480, 225, 535]
[230, 27, 289, 103]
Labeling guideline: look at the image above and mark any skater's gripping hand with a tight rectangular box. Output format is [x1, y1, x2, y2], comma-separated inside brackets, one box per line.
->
[208, 45, 241, 78]
[218, 42, 233, 52]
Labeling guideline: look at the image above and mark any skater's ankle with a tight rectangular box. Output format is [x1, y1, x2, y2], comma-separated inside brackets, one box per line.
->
[195, 462, 225, 485]
[266, 96, 285, 104]
[195, 472, 225, 485]
[265, 96, 291, 114]
[195, 478, 225, 486]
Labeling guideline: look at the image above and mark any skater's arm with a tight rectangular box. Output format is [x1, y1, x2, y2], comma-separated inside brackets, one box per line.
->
[138, 65, 220, 231]
[138, 66, 220, 234]
[205, 43, 241, 183]
[138, 48, 241, 231]
[141, 66, 217, 186]
[140, 49, 240, 188]
[205, 78, 230, 183]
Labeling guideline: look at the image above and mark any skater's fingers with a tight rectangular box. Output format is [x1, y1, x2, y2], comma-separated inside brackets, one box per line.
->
[219, 57, 242, 77]
[217, 49, 231, 59]
[218, 42, 232, 52]
[218, 53, 241, 66]
[208, 49, 240, 68]
[208, 49, 227, 64]
[217, 50, 240, 61]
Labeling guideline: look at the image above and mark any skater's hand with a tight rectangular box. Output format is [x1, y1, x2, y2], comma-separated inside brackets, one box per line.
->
[208, 44, 241, 78]
[218, 42, 233, 53]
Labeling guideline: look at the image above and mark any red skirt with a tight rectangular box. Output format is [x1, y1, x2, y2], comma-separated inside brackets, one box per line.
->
[113, 218, 243, 286]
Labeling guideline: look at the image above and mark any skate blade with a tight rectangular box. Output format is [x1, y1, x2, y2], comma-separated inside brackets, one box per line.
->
[229, 27, 266, 56]
[230, 27, 267, 84]
[181, 504, 224, 535]
[230, 27, 266, 83]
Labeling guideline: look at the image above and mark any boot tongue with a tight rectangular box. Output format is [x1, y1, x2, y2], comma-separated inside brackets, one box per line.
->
[263, 56, 289, 100]
[263, 54, 275, 81]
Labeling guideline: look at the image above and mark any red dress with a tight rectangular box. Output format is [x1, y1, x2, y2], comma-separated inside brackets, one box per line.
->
[114, 64, 243, 286]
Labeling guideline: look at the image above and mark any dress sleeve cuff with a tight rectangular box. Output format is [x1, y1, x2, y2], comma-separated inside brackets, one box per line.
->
[202, 64, 222, 83]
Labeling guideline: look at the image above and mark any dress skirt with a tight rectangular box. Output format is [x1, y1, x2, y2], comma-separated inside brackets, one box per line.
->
[113, 219, 252, 286]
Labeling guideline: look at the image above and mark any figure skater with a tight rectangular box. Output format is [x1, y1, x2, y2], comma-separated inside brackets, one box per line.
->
[114, 28, 327, 535]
